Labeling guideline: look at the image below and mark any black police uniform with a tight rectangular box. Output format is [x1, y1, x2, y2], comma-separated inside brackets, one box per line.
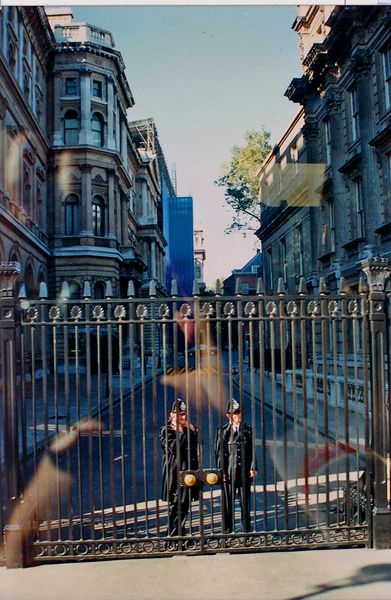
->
[215, 402, 256, 533]
[160, 400, 199, 537]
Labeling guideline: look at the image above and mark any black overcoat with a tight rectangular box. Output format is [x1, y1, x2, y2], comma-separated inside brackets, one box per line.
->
[215, 422, 256, 487]
[160, 424, 199, 502]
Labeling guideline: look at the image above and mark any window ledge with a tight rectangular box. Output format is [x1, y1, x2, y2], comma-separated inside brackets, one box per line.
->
[342, 237, 365, 250]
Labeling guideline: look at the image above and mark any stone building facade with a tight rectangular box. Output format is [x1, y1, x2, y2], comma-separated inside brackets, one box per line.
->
[257, 5, 391, 294]
[0, 6, 170, 299]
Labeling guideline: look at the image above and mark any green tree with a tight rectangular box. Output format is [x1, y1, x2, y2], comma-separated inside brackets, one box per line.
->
[215, 128, 272, 235]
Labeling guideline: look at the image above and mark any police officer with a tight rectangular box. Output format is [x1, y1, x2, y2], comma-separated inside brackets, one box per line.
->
[215, 399, 257, 533]
[160, 398, 199, 537]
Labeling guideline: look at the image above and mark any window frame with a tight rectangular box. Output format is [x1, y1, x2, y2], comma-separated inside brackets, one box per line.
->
[91, 112, 104, 147]
[64, 110, 80, 145]
[64, 194, 80, 235]
[65, 77, 78, 96]
[92, 195, 106, 237]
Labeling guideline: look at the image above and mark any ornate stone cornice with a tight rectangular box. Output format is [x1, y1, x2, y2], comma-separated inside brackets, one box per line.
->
[351, 49, 373, 78]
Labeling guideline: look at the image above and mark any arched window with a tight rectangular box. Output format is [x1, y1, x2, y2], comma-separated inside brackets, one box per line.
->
[64, 194, 80, 235]
[91, 112, 104, 147]
[64, 110, 79, 145]
[92, 195, 105, 236]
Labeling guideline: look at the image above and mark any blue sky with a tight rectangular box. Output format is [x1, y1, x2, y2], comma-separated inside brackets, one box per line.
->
[72, 5, 301, 286]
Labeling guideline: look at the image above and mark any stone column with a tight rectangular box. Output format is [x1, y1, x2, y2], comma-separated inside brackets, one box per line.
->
[107, 168, 116, 239]
[121, 189, 128, 245]
[80, 165, 92, 236]
[352, 50, 377, 246]
[79, 69, 91, 145]
[52, 71, 63, 146]
[121, 119, 127, 165]
[106, 76, 115, 150]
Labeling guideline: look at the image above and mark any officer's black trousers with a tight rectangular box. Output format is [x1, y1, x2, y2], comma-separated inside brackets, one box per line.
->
[168, 487, 191, 537]
[222, 481, 251, 533]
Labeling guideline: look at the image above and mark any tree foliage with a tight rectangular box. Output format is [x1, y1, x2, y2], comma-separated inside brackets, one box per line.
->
[215, 128, 272, 235]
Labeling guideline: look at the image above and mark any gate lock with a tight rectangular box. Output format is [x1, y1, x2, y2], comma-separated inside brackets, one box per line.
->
[180, 469, 222, 488]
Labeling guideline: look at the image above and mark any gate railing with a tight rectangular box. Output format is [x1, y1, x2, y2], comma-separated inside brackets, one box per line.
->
[0, 257, 390, 567]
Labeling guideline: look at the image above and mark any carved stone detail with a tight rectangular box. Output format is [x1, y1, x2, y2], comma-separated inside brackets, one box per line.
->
[361, 257, 391, 292]
[325, 90, 343, 115]
[302, 121, 319, 141]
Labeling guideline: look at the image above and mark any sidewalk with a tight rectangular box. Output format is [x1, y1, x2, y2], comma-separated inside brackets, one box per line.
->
[2, 548, 391, 599]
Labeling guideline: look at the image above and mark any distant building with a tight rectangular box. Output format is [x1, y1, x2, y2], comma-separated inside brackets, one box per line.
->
[257, 5, 391, 293]
[166, 196, 194, 296]
[194, 229, 206, 292]
[0, 6, 173, 299]
[223, 250, 263, 296]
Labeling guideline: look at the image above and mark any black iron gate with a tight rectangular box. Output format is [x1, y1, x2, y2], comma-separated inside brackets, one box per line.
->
[1, 257, 391, 566]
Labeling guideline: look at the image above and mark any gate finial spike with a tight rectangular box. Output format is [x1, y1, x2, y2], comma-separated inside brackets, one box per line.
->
[235, 277, 242, 295]
[338, 276, 346, 294]
[319, 277, 328, 295]
[127, 280, 135, 297]
[83, 280, 91, 299]
[149, 279, 157, 297]
[256, 277, 265, 295]
[192, 280, 200, 296]
[39, 281, 48, 299]
[171, 279, 178, 297]
[60, 280, 70, 300]
[298, 277, 306, 294]
[277, 277, 285, 295]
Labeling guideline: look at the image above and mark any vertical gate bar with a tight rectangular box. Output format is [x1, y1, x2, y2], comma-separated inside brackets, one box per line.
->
[18, 304, 27, 487]
[63, 307, 71, 541]
[320, 291, 330, 530]
[278, 291, 288, 531]
[151, 297, 161, 541]
[289, 306, 299, 528]
[352, 308, 362, 524]
[341, 290, 351, 525]
[213, 296, 223, 533]
[299, 288, 309, 524]
[128, 298, 139, 536]
[361, 283, 371, 541]
[85, 302, 95, 541]
[159, 313, 169, 541]
[96, 323, 105, 538]
[117, 317, 127, 537]
[269, 311, 278, 530]
[258, 295, 267, 532]
[106, 302, 117, 539]
[331, 300, 340, 526]
[73, 321, 83, 540]
[248, 312, 257, 532]
[140, 314, 150, 537]
[311, 303, 320, 527]
[194, 294, 204, 548]
[362, 257, 391, 548]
